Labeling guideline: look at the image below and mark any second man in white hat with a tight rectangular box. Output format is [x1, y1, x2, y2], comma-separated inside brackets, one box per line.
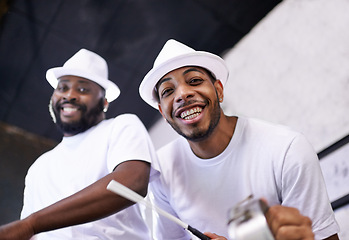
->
[139, 39, 339, 240]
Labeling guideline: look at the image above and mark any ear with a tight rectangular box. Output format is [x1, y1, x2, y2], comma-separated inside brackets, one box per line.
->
[214, 80, 224, 102]
[103, 98, 109, 112]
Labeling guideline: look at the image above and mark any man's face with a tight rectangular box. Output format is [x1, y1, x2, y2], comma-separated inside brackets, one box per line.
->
[156, 66, 223, 142]
[50, 75, 107, 136]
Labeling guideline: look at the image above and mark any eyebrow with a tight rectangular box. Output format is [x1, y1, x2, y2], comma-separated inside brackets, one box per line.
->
[182, 67, 205, 75]
[58, 79, 92, 85]
[156, 67, 205, 89]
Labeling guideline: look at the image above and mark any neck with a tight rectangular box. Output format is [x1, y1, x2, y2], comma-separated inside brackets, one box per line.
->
[188, 114, 237, 159]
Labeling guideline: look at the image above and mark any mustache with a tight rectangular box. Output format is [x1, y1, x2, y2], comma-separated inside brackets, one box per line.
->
[178, 100, 200, 108]
[176, 99, 207, 109]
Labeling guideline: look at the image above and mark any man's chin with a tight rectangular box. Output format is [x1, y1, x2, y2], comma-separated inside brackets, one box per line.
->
[59, 113, 81, 122]
[55, 119, 88, 135]
[182, 131, 209, 142]
[170, 124, 208, 142]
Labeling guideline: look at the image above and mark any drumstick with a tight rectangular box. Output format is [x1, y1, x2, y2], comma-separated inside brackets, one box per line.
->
[107, 180, 211, 240]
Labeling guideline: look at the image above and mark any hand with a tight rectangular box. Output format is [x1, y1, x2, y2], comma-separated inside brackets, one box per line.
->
[265, 205, 314, 240]
[204, 232, 227, 240]
[0, 219, 34, 240]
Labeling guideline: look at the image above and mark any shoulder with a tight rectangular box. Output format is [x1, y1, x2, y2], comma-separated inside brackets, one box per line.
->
[100, 114, 146, 131]
[238, 117, 314, 160]
[246, 118, 317, 164]
[241, 116, 301, 140]
[111, 113, 144, 126]
[103, 114, 152, 145]
[80, 115, 147, 144]
[114, 113, 141, 121]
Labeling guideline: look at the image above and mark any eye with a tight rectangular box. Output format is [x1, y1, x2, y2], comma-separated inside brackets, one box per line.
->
[189, 78, 203, 85]
[78, 87, 89, 93]
[160, 87, 173, 98]
[56, 85, 68, 92]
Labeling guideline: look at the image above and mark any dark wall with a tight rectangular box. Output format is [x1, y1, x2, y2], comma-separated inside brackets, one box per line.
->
[0, 0, 281, 142]
[0, 122, 57, 224]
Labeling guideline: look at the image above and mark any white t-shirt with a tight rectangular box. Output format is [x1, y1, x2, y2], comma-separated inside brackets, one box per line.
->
[150, 116, 339, 240]
[21, 114, 158, 240]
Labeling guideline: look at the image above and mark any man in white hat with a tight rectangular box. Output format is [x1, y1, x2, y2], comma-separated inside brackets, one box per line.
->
[139, 39, 339, 240]
[0, 49, 158, 239]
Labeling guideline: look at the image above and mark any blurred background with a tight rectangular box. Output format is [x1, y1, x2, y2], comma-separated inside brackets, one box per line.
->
[1, 0, 348, 238]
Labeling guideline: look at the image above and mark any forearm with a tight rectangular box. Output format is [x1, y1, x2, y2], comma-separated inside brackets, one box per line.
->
[25, 160, 150, 234]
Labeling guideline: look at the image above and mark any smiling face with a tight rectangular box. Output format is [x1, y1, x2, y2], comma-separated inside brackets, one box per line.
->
[156, 66, 224, 142]
[50, 75, 108, 136]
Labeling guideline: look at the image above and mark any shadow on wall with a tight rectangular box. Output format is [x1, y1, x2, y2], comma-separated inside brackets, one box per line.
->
[0, 122, 57, 224]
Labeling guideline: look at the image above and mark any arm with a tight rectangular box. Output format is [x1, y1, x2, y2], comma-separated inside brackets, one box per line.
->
[266, 205, 339, 240]
[0, 160, 150, 240]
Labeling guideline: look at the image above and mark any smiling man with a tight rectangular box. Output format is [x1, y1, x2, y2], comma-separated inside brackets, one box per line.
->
[139, 39, 340, 240]
[50, 75, 106, 136]
[0, 49, 158, 239]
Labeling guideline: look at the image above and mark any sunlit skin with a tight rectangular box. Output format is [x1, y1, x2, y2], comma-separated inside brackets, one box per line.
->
[50, 75, 108, 137]
[157, 66, 237, 159]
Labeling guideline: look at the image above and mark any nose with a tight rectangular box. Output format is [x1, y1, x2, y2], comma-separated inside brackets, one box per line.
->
[63, 88, 78, 102]
[174, 84, 194, 104]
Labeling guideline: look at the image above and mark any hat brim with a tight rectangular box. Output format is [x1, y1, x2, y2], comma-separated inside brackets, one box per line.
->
[46, 67, 120, 102]
[139, 51, 228, 109]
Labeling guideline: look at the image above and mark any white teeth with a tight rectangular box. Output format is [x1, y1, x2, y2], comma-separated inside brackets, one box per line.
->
[63, 107, 77, 113]
[180, 107, 202, 120]
[185, 113, 200, 120]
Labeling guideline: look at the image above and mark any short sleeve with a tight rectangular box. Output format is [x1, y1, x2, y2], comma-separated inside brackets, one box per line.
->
[106, 114, 159, 179]
[281, 133, 339, 238]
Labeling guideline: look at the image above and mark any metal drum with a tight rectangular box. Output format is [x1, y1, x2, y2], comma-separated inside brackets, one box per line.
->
[227, 198, 274, 240]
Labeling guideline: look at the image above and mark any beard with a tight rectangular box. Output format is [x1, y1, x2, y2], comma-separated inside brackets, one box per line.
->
[167, 95, 221, 142]
[49, 98, 104, 135]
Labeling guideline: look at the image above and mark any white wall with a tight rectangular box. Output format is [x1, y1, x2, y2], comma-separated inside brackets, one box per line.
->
[149, 0, 349, 238]
[222, 0, 349, 153]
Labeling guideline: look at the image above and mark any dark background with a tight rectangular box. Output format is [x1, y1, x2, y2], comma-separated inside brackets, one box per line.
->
[0, 0, 281, 224]
[0, 0, 281, 141]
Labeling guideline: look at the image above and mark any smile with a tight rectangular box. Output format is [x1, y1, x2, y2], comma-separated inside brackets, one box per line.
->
[62, 107, 78, 113]
[180, 107, 202, 120]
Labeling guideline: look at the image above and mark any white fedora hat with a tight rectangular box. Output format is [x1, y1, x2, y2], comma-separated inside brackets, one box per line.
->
[139, 39, 229, 109]
[46, 48, 120, 102]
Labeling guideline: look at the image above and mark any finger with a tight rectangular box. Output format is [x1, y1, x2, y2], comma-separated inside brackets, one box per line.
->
[266, 205, 303, 232]
[266, 206, 313, 240]
[203, 232, 227, 240]
[274, 225, 314, 240]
